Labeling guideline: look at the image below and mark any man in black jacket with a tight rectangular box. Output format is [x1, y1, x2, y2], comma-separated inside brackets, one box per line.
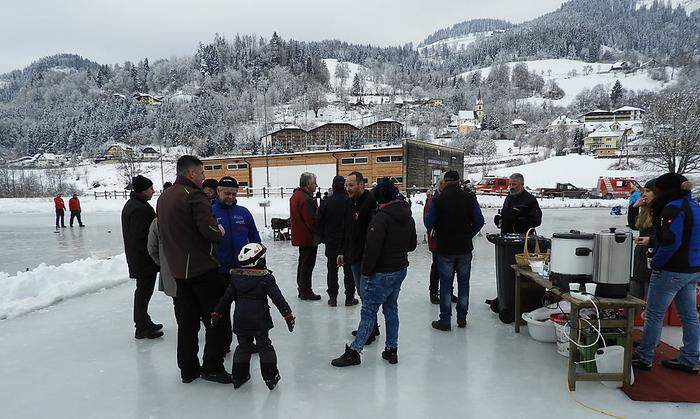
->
[494, 173, 542, 234]
[337, 171, 379, 341]
[122, 175, 163, 339]
[332, 179, 417, 367]
[425, 171, 485, 331]
[318, 175, 358, 307]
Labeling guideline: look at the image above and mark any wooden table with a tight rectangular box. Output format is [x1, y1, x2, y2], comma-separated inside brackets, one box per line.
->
[512, 265, 645, 390]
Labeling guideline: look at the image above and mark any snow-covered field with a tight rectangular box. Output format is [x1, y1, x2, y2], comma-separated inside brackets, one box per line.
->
[458, 59, 676, 107]
[489, 154, 652, 189]
[418, 31, 497, 54]
[323, 59, 391, 94]
[0, 208, 696, 418]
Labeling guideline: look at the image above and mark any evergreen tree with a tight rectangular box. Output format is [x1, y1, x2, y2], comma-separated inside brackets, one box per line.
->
[351, 73, 363, 96]
[610, 80, 623, 107]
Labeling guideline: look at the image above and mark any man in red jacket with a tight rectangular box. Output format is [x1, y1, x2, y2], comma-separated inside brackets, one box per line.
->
[54, 193, 66, 229]
[290, 172, 321, 300]
[68, 193, 85, 227]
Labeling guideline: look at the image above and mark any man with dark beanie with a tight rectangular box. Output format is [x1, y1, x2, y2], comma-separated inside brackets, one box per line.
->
[634, 173, 700, 374]
[121, 174, 163, 339]
[425, 170, 484, 331]
[318, 175, 358, 307]
[157, 156, 231, 384]
[332, 178, 417, 367]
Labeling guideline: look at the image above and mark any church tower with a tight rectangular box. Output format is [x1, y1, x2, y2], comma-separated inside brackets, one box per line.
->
[475, 89, 485, 123]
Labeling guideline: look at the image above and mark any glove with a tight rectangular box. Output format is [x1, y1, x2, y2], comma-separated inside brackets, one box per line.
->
[284, 313, 295, 332]
[493, 214, 502, 228]
[210, 311, 223, 327]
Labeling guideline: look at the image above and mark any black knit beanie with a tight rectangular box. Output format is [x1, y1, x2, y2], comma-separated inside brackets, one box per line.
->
[132, 175, 153, 193]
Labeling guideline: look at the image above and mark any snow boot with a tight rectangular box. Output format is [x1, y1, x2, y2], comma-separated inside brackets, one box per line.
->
[382, 347, 398, 365]
[148, 322, 163, 331]
[432, 321, 451, 332]
[135, 328, 164, 339]
[331, 345, 361, 367]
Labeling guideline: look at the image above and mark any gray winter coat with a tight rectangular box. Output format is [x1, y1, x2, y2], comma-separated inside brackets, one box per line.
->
[147, 219, 177, 298]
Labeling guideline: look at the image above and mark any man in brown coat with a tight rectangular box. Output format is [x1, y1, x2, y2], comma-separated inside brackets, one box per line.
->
[157, 155, 231, 384]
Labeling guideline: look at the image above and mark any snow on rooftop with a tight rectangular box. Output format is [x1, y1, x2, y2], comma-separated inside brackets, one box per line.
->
[512, 119, 527, 125]
[613, 106, 645, 113]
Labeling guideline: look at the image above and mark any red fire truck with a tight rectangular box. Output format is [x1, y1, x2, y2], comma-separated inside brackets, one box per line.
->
[475, 176, 511, 195]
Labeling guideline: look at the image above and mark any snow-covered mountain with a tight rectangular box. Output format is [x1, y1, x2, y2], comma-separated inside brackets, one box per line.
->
[459, 58, 676, 107]
[636, 0, 700, 12]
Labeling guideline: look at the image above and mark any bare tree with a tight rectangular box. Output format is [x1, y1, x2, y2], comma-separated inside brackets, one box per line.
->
[476, 134, 498, 175]
[334, 61, 350, 92]
[118, 151, 141, 188]
[306, 84, 327, 118]
[642, 89, 700, 174]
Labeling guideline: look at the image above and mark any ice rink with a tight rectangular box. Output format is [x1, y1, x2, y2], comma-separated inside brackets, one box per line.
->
[0, 208, 698, 418]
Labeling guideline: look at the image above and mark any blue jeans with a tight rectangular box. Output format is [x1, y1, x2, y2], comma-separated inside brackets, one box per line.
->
[351, 262, 368, 301]
[350, 268, 407, 352]
[636, 270, 700, 367]
[437, 252, 473, 324]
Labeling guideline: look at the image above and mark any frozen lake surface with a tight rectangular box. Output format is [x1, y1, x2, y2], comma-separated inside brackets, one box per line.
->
[1, 206, 697, 418]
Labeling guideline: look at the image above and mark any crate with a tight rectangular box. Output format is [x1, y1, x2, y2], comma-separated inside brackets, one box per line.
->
[576, 328, 627, 373]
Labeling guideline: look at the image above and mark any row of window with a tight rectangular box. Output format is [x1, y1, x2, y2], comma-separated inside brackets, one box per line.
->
[340, 155, 403, 165]
[204, 163, 249, 171]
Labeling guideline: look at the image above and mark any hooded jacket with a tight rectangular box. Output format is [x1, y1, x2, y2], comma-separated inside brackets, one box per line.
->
[361, 200, 417, 276]
[425, 183, 484, 255]
[214, 269, 292, 335]
[211, 199, 261, 273]
[651, 192, 700, 273]
[156, 175, 222, 279]
[121, 191, 159, 279]
[318, 176, 349, 255]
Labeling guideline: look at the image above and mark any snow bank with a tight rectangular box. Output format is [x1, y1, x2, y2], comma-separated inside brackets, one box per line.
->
[488, 154, 652, 189]
[0, 254, 128, 320]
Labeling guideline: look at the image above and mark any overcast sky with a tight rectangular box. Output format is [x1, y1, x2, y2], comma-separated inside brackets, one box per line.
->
[0, 0, 564, 73]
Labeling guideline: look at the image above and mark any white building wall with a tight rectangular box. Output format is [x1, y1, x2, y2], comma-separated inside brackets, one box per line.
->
[251, 163, 336, 189]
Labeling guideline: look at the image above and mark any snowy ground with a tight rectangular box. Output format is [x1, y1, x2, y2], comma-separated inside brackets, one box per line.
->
[0, 208, 696, 418]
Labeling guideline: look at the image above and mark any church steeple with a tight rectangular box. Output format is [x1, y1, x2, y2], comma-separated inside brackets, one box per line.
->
[475, 89, 484, 123]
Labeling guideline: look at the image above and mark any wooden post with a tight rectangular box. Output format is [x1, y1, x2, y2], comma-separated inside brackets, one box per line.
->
[568, 306, 579, 391]
[623, 307, 635, 387]
[514, 271, 521, 333]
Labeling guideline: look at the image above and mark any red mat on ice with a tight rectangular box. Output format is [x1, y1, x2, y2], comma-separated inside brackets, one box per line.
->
[623, 332, 700, 403]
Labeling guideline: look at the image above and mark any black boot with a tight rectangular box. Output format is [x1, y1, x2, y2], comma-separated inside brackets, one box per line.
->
[345, 296, 359, 306]
[631, 355, 652, 371]
[135, 328, 164, 339]
[148, 322, 163, 331]
[661, 358, 699, 375]
[232, 363, 251, 388]
[265, 373, 281, 390]
[432, 320, 451, 331]
[365, 324, 380, 346]
[328, 297, 337, 307]
[457, 319, 467, 328]
[201, 368, 233, 384]
[382, 347, 398, 365]
[331, 345, 361, 367]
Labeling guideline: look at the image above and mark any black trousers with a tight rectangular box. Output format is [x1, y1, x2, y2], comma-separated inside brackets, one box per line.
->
[232, 333, 278, 381]
[296, 246, 318, 294]
[69, 210, 83, 227]
[174, 270, 231, 378]
[429, 251, 439, 295]
[134, 272, 157, 330]
[326, 250, 355, 298]
[55, 209, 65, 228]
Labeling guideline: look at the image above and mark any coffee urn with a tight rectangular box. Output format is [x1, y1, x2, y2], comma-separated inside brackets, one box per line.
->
[593, 228, 633, 298]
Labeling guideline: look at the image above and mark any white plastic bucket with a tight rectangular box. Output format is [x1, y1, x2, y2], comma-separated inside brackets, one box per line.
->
[522, 312, 557, 343]
[550, 313, 570, 357]
[594, 345, 634, 388]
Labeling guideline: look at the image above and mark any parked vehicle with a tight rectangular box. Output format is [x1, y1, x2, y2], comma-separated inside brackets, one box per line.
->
[475, 176, 511, 195]
[538, 183, 591, 199]
[594, 177, 641, 199]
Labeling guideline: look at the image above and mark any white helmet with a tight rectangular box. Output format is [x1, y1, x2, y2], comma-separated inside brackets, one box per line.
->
[238, 243, 267, 268]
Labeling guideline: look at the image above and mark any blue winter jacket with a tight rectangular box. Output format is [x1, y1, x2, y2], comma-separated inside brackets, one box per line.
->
[651, 194, 700, 273]
[212, 199, 261, 274]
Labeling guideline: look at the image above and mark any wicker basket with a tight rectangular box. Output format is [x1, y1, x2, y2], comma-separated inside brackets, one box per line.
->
[515, 228, 549, 268]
